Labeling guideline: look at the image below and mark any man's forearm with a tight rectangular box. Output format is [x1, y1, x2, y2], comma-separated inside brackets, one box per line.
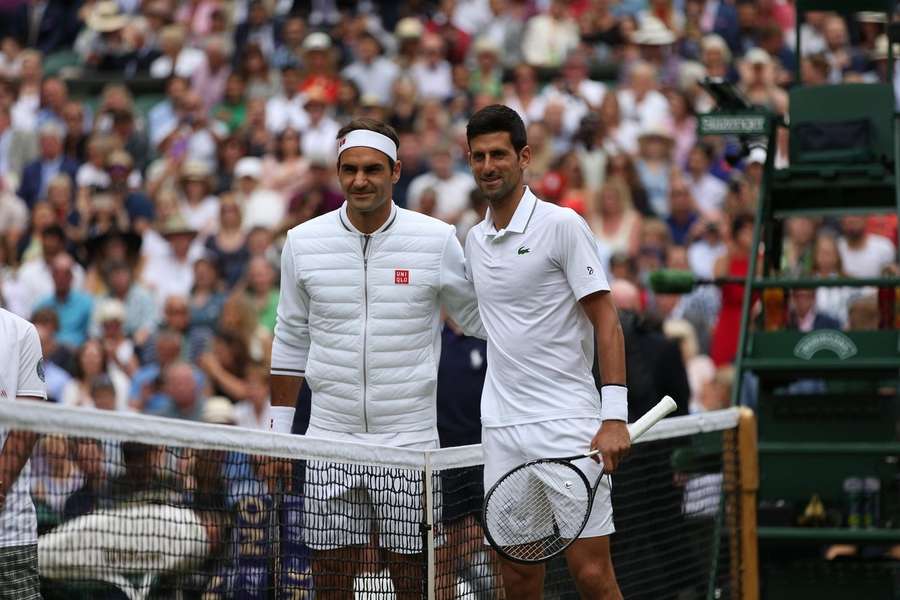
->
[596, 306, 626, 387]
[0, 430, 39, 496]
[270, 374, 304, 408]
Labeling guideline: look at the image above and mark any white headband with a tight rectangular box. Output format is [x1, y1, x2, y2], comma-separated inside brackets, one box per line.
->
[337, 129, 397, 162]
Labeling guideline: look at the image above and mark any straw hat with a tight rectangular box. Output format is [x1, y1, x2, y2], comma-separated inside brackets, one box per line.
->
[157, 214, 198, 239]
[747, 147, 767, 165]
[632, 16, 676, 46]
[857, 11, 888, 24]
[181, 160, 213, 182]
[84, 227, 142, 263]
[744, 47, 773, 67]
[96, 299, 127, 324]
[395, 17, 424, 40]
[473, 36, 501, 56]
[302, 32, 332, 52]
[638, 122, 675, 144]
[234, 157, 263, 180]
[87, 1, 129, 33]
[106, 149, 134, 170]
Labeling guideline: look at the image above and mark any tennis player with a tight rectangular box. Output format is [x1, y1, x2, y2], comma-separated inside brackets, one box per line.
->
[270, 118, 484, 600]
[464, 105, 630, 599]
[0, 307, 47, 600]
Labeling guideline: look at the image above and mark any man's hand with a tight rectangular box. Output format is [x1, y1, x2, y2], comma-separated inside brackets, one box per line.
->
[590, 420, 631, 472]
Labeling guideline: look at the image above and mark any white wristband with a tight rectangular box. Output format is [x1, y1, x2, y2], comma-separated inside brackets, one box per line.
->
[268, 406, 295, 434]
[600, 385, 628, 422]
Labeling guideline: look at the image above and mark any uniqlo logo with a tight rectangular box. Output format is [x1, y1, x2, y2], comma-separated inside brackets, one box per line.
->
[395, 269, 409, 284]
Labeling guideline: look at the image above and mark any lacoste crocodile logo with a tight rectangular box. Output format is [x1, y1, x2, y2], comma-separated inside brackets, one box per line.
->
[517, 245, 530, 255]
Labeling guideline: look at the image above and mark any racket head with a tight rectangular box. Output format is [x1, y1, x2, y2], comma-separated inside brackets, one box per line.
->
[483, 458, 594, 564]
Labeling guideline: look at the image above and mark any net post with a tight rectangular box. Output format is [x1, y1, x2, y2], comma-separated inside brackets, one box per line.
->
[737, 407, 759, 600]
[423, 451, 436, 600]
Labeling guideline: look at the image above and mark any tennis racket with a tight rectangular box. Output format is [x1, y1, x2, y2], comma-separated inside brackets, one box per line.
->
[482, 395, 677, 564]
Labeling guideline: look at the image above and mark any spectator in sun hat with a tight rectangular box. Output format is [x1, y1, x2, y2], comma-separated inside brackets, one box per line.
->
[630, 15, 681, 87]
[75, 1, 132, 71]
[467, 37, 504, 98]
[82, 226, 142, 295]
[178, 160, 220, 236]
[635, 121, 676, 218]
[299, 87, 340, 159]
[94, 298, 139, 377]
[141, 214, 202, 305]
[299, 31, 340, 104]
[233, 156, 285, 232]
[103, 149, 156, 232]
[394, 16, 424, 69]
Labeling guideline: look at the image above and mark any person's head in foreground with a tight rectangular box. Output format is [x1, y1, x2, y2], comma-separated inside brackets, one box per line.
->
[335, 117, 401, 220]
[466, 104, 531, 207]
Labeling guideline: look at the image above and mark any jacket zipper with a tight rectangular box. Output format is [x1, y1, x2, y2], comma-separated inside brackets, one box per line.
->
[362, 234, 371, 432]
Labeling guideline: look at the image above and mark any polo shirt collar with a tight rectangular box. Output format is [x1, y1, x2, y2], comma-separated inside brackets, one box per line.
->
[484, 186, 538, 240]
[338, 200, 398, 235]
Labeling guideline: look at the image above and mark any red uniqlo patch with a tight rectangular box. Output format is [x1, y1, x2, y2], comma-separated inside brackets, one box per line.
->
[395, 269, 410, 284]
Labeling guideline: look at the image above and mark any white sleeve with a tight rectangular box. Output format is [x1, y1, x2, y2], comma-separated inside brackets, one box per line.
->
[555, 212, 611, 300]
[439, 229, 487, 340]
[17, 322, 47, 400]
[271, 238, 311, 377]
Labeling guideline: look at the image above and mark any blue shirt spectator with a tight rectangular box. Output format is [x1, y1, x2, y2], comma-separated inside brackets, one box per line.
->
[34, 254, 94, 348]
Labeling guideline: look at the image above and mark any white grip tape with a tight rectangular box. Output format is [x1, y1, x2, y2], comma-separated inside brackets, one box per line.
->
[627, 395, 677, 441]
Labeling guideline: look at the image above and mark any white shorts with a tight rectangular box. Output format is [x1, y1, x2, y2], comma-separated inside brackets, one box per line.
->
[482, 418, 614, 540]
[302, 428, 438, 554]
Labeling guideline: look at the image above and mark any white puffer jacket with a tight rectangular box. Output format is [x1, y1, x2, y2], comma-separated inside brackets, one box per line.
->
[271, 202, 485, 434]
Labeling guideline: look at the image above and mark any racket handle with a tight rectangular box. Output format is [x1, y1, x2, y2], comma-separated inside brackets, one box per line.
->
[627, 396, 677, 440]
[585, 396, 677, 458]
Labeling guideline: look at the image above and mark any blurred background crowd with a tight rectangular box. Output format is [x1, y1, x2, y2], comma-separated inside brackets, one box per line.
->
[0, 0, 898, 446]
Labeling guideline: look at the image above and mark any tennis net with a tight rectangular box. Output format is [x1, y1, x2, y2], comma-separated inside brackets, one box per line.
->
[0, 400, 752, 599]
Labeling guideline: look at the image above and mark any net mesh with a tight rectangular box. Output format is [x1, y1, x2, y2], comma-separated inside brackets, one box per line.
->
[0, 401, 744, 599]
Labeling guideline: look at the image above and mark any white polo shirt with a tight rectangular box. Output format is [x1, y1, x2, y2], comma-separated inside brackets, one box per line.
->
[0, 308, 47, 548]
[465, 187, 613, 428]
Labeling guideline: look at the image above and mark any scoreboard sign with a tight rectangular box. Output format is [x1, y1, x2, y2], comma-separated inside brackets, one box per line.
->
[698, 113, 769, 136]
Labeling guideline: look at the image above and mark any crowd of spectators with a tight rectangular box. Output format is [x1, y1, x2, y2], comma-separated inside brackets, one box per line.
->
[0, 0, 899, 434]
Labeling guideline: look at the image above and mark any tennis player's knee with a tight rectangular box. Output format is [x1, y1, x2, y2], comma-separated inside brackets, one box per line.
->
[571, 561, 621, 600]
[500, 561, 544, 597]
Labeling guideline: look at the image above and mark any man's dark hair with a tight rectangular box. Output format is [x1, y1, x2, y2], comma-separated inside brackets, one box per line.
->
[466, 105, 528, 154]
[31, 307, 60, 329]
[336, 118, 400, 168]
[41, 225, 66, 241]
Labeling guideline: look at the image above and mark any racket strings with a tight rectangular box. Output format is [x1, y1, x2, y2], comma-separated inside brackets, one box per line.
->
[485, 461, 591, 562]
